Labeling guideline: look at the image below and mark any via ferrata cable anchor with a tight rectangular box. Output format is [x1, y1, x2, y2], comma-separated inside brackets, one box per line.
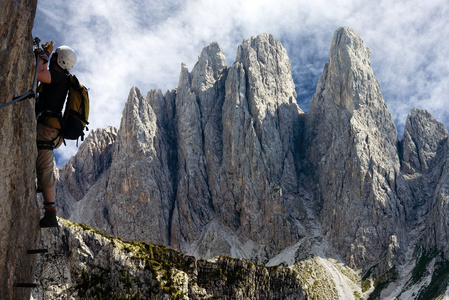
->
[0, 37, 41, 109]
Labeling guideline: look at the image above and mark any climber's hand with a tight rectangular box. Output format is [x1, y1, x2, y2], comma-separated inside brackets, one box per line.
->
[35, 48, 50, 63]
[41, 40, 54, 53]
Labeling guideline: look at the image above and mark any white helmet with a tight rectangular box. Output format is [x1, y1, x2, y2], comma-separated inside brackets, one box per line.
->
[55, 45, 77, 71]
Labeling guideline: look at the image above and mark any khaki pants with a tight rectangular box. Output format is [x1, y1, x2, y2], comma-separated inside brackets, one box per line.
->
[36, 123, 63, 190]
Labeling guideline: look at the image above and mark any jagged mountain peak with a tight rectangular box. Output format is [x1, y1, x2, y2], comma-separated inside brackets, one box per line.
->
[192, 41, 226, 88]
[312, 26, 387, 115]
[307, 26, 402, 272]
[56, 126, 117, 218]
[236, 33, 298, 111]
[401, 107, 448, 174]
[62, 126, 117, 175]
[331, 26, 371, 67]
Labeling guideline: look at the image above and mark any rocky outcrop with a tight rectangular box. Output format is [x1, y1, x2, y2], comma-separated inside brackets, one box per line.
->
[0, 1, 39, 299]
[33, 219, 306, 299]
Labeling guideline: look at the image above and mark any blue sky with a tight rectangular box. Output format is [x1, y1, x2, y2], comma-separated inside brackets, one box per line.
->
[33, 0, 449, 167]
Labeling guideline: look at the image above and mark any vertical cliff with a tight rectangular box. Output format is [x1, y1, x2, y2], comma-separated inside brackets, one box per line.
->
[0, 0, 39, 299]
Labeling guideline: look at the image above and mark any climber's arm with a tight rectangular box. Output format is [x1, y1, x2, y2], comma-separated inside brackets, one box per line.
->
[37, 57, 51, 83]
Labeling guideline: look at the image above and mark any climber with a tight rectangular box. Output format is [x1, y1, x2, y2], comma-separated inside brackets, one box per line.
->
[35, 42, 77, 227]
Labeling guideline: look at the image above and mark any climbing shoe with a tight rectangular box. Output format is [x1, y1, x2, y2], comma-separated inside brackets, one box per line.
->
[40, 207, 59, 228]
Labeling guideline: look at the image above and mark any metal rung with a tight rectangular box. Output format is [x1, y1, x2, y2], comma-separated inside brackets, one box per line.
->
[27, 249, 48, 254]
[14, 283, 38, 288]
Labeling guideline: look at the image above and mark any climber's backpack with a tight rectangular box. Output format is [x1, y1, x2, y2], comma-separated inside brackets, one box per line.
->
[62, 74, 89, 143]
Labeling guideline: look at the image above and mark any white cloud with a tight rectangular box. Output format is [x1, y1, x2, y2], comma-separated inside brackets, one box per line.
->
[33, 0, 449, 166]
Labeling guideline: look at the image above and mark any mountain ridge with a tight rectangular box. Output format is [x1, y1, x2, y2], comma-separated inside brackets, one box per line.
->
[52, 27, 449, 298]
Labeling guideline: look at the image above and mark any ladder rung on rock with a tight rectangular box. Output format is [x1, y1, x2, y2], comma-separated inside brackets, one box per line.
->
[27, 249, 48, 254]
[14, 283, 38, 288]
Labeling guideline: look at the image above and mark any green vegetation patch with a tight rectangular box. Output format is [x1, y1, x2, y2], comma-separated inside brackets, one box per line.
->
[74, 267, 143, 299]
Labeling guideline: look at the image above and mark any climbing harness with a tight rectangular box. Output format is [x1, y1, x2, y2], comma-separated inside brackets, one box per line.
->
[0, 37, 41, 109]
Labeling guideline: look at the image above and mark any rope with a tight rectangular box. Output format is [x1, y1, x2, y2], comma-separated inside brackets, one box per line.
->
[0, 51, 40, 109]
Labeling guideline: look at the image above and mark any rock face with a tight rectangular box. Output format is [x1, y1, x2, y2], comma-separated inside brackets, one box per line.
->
[55, 27, 449, 298]
[0, 1, 39, 299]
